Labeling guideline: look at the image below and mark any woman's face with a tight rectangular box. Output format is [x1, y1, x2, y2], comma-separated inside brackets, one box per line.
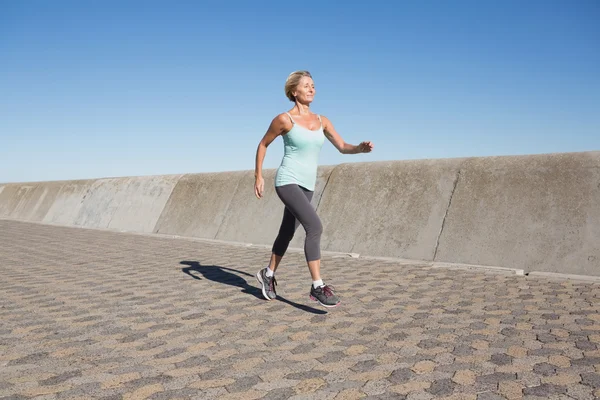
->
[294, 76, 316, 104]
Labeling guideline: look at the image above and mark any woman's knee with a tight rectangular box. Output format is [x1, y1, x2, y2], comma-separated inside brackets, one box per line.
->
[306, 219, 323, 238]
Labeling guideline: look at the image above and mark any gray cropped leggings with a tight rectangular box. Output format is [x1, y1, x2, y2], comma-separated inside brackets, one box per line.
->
[272, 184, 323, 262]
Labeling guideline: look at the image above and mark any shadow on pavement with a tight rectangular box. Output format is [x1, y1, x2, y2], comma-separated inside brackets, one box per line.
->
[180, 261, 327, 315]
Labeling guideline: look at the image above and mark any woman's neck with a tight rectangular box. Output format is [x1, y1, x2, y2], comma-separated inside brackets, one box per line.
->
[293, 102, 311, 115]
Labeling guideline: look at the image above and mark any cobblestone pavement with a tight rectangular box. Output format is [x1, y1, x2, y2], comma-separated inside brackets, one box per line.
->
[1, 219, 599, 400]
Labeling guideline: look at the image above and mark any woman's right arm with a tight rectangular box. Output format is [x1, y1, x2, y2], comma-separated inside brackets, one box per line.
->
[255, 114, 290, 199]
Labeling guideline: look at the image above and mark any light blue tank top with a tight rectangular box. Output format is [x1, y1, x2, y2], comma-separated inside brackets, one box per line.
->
[275, 112, 325, 191]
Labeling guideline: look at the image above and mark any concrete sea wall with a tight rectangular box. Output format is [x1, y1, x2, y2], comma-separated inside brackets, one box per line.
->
[1, 151, 598, 276]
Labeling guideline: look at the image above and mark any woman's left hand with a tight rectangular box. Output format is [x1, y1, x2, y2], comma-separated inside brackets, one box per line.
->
[358, 141, 374, 153]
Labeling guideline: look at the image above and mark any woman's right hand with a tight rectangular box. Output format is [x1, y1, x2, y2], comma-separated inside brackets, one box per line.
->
[254, 176, 265, 199]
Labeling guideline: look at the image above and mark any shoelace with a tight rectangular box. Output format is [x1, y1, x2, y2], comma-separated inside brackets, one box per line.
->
[322, 285, 335, 297]
[269, 276, 277, 292]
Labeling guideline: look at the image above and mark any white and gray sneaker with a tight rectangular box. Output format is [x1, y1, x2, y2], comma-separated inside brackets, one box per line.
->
[256, 268, 277, 300]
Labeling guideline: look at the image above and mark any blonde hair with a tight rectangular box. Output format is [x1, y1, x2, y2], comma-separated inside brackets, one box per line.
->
[284, 70, 312, 102]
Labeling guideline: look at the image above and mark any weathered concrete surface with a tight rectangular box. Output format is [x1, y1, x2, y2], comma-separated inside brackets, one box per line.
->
[106, 175, 183, 232]
[154, 171, 245, 239]
[436, 152, 600, 276]
[0, 183, 22, 217]
[214, 166, 334, 246]
[316, 159, 463, 260]
[41, 180, 95, 225]
[2, 219, 600, 399]
[68, 175, 182, 232]
[0, 181, 65, 221]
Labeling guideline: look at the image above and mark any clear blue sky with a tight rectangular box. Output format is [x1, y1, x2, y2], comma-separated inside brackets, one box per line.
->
[1, 0, 598, 183]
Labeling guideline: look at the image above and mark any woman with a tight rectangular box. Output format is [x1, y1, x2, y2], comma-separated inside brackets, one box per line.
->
[254, 70, 373, 308]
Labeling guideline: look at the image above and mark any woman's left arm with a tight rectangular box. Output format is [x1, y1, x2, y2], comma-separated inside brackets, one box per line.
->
[322, 115, 374, 154]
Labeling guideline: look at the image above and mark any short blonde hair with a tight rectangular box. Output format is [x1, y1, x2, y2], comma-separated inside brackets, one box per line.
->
[284, 70, 312, 102]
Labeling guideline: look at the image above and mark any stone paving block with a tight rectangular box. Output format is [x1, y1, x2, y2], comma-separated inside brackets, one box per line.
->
[1, 219, 600, 399]
[566, 383, 596, 400]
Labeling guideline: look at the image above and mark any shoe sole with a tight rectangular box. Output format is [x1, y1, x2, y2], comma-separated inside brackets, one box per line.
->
[310, 295, 341, 308]
[256, 271, 273, 301]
